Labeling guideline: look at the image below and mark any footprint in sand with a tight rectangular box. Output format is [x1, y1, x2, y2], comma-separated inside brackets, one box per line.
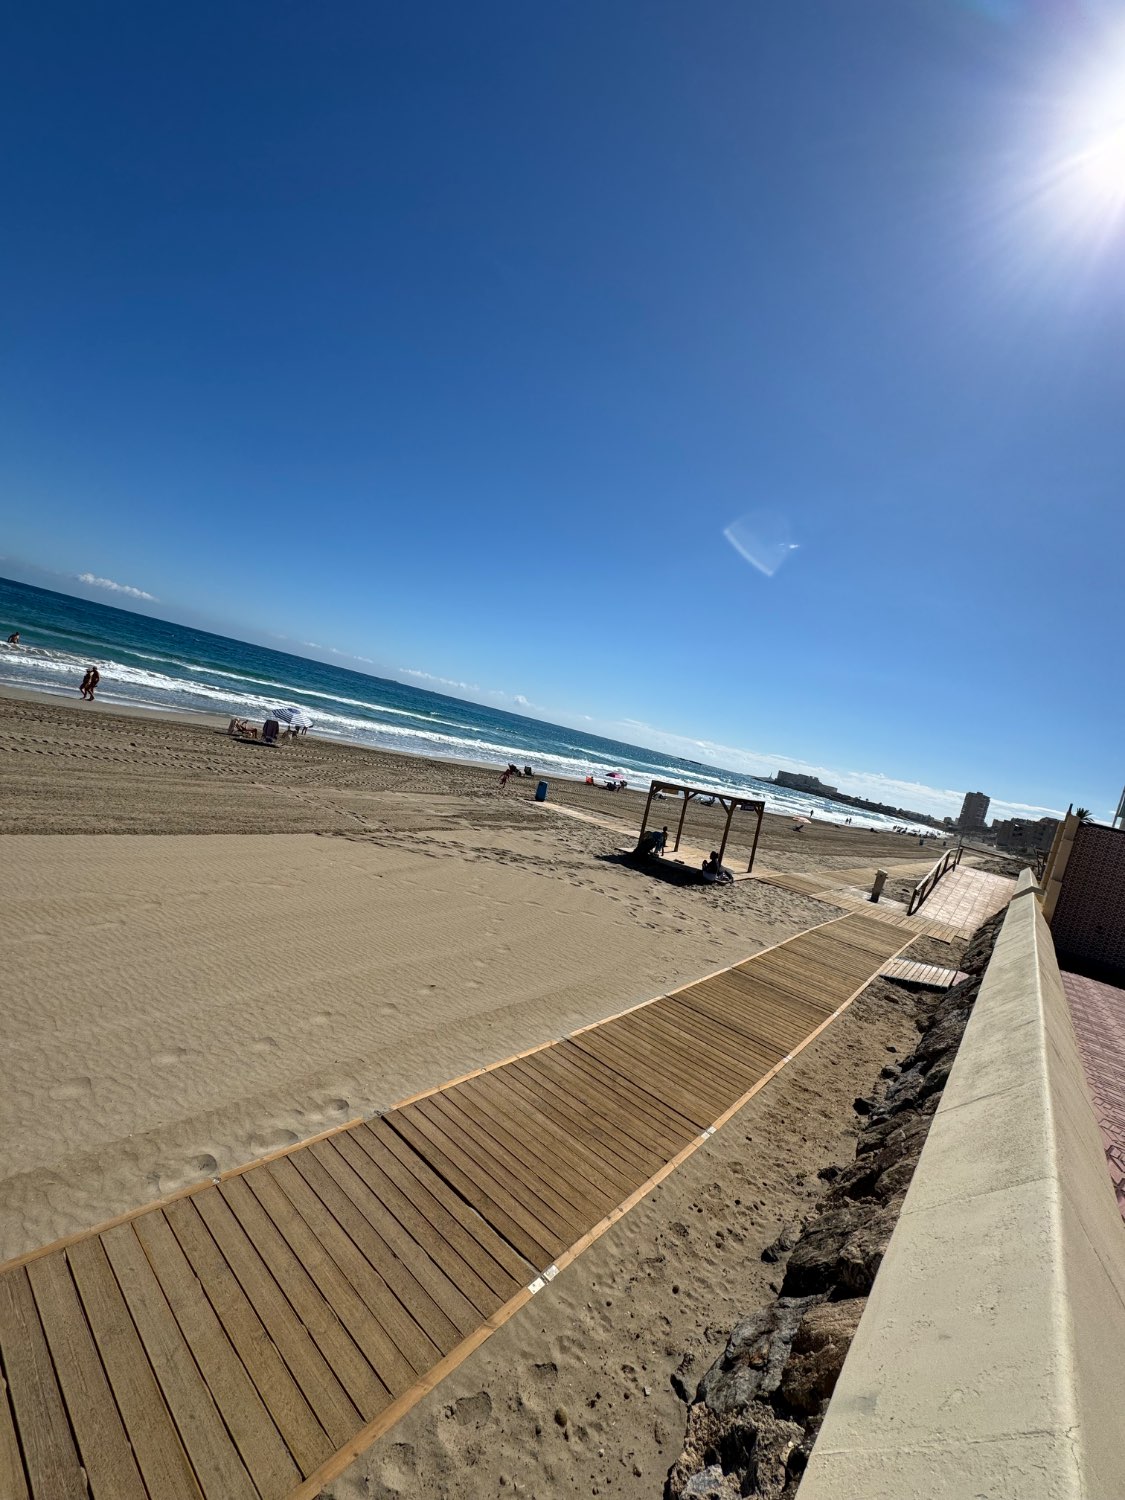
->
[250, 1036, 280, 1054]
[379, 1443, 417, 1488]
[247, 1129, 299, 1157]
[49, 1076, 93, 1102]
[152, 1046, 190, 1067]
[451, 1391, 492, 1427]
[152, 1153, 220, 1195]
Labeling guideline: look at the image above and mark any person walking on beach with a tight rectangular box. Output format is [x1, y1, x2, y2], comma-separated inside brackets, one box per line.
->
[79, 666, 100, 700]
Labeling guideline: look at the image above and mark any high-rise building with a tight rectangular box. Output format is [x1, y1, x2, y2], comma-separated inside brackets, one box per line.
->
[958, 791, 990, 831]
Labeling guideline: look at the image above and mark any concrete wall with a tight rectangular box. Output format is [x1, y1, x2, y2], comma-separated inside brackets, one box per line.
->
[798, 870, 1125, 1500]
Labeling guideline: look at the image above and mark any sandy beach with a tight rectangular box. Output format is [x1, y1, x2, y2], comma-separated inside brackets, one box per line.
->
[1, 688, 949, 1497]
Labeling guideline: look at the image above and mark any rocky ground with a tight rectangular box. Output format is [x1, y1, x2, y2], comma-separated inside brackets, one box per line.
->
[664, 911, 1005, 1499]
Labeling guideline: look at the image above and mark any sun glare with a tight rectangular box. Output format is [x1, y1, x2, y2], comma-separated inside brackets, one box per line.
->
[1048, 40, 1125, 241]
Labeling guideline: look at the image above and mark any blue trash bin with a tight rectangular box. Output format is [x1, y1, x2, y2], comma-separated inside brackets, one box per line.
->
[535, 780, 549, 802]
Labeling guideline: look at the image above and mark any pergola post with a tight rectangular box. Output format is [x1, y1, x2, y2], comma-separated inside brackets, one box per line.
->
[717, 797, 735, 870]
[673, 790, 693, 853]
[638, 781, 657, 843]
[747, 803, 764, 873]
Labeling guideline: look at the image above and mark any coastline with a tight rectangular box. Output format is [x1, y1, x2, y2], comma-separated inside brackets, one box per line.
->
[0, 684, 946, 849]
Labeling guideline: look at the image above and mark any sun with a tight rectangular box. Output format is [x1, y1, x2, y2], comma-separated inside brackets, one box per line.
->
[1070, 118, 1125, 215]
[1049, 43, 1125, 239]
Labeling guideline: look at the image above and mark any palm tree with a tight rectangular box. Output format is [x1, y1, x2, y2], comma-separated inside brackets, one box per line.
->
[1075, 807, 1092, 822]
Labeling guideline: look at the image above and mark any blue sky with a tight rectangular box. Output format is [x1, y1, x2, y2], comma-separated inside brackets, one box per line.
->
[3, 1, 1124, 820]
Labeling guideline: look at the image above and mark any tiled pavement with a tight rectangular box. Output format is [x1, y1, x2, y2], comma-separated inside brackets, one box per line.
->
[1061, 970, 1125, 1218]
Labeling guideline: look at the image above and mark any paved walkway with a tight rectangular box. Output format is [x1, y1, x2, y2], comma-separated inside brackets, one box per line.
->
[913, 866, 1015, 935]
[1061, 971, 1125, 1218]
[0, 912, 910, 1500]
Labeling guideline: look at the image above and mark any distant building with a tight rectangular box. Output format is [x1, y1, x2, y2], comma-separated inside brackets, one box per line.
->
[775, 769, 839, 797]
[958, 791, 990, 831]
[992, 816, 1059, 854]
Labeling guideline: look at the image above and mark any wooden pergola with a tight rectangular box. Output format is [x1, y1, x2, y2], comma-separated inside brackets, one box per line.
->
[638, 779, 766, 874]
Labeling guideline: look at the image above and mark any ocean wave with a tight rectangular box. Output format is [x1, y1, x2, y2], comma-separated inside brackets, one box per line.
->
[0, 644, 935, 833]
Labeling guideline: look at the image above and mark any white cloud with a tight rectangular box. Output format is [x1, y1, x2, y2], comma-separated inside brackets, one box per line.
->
[596, 716, 1066, 822]
[512, 694, 530, 707]
[77, 572, 156, 601]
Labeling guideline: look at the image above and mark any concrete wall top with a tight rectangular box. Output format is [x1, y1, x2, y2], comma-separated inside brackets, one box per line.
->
[798, 869, 1125, 1500]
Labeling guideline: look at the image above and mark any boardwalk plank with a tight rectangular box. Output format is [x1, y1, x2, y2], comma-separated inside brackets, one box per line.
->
[356, 1120, 534, 1288]
[221, 1174, 399, 1410]
[165, 1197, 334, 1478]
[491, 1065, 645, 1199]
[455, 1075, 621, 1217]
[67, 1236, 203, 1500]
[570, 1031, 714, 1130]
[424, 1093, 588, 1242]
[520, 1050, 683, 1166]
[389, 1106, 560, 1268]
[192, 1190, 362, 1447]
[549, 1042, 701, 1145]
[27, 1253, 147, 1500]
[0, 1270, 85, 1500]
[0, 1348, 28, 1500]
[132, 1211, 300, 1500]
[285, 1150, 468, 1351]
[306, 1141, 483, 1335]
[101, 1222, 258, 1500]
[328, 1132, 509, 1315]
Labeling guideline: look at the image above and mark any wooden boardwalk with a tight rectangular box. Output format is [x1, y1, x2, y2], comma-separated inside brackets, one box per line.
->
[881, 958, 968, 990]
[910, 865, 1015, 934]
[752, 870, 966, 940]
[0, 912, 910, 1500]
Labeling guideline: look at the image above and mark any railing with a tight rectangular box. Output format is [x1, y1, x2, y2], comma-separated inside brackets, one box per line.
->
[906, 843, 963, 915]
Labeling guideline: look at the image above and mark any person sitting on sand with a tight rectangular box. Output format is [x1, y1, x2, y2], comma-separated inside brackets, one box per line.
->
[634, 829, 663, 859]
[702, 850, 733, 883]
[5, 631, 18, 645]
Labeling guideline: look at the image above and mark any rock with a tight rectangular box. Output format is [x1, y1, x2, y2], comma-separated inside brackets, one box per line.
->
[777, 1206, 859, 1297]
[852, 1095, 872, 1115]
[761, 1220, 801, 1263]
[681, 1463, 742, 1498]
[854, 1110, 932, 1163]
[777, 1300, 867, 1419]
[780, 1198, 903, 1300]
[833, 1200, 905, 1297]
[696, 1299, 814, 1414]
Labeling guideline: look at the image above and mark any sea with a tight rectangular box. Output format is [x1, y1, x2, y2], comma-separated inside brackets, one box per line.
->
[0, 575, 936, 833]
